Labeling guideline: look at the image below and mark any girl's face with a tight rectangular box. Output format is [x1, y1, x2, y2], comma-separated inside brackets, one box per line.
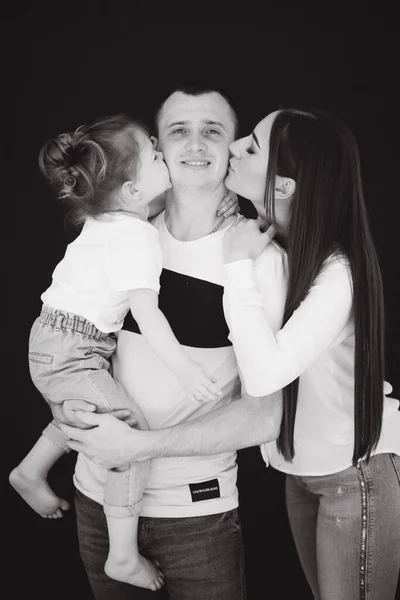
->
[133, 130, 172, 203]
[225, 111, 279, 221]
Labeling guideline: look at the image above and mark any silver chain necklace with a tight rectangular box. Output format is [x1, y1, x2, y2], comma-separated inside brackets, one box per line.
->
[209, 215, 226, 235]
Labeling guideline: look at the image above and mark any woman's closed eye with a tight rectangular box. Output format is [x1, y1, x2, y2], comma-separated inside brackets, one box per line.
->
[246, 146, 255, 155]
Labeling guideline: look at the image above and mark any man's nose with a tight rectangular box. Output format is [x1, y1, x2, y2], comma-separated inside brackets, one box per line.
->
[185, 134, 207, 152]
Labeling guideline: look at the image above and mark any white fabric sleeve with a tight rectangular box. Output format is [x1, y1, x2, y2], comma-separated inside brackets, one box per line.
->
[105, 223, 162, 293]
[223, 256, 353, 397]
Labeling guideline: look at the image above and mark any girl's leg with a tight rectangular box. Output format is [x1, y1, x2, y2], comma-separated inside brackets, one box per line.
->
[315, 453, 400, 600]
[285, 474, 321, 599]
[9, 433, 70, 518]
[83, 364, 163, 590]
[105, 515, 164, 591]
[75, 490, 167, 599]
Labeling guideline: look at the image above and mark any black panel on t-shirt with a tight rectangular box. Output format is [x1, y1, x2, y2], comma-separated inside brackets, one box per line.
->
[122, 268, 232, 348]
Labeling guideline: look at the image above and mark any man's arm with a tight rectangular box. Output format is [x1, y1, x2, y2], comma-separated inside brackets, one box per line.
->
[59, 392, 283, 469]
[154, 392, 283, 456]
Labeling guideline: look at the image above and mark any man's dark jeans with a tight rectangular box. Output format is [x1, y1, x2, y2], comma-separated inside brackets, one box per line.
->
[75, 490, 247, 599]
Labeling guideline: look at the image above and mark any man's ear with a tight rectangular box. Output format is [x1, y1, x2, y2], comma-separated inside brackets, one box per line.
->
[275, 175, 296, 199]
[150, 136, 159, 150]
[121, 181, 142, 201]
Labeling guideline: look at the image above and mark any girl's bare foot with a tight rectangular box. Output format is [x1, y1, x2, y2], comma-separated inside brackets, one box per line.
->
[9, 467, 70, 518]
[105, 554, 165, 591]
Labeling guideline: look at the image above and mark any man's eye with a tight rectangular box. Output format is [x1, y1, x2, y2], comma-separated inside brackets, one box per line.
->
[171, 128, 187, 135]
[205, 128, 221, 136]
[246, 146, 255, 155]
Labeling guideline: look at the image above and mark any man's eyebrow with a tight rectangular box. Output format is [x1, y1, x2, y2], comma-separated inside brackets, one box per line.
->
[165, 119, 227, 131]
[166, 120, 189, 129]
[252, 132, 260, 149]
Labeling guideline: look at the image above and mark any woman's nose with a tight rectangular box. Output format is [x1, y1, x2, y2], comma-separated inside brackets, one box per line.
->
[229, 141, 240, 158]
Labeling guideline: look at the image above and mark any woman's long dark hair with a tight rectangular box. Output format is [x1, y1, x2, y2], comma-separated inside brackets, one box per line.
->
[265, 109, 385, 465]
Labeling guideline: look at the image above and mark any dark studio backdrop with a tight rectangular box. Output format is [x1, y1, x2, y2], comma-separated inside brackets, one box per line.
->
[3, 9, 399, 600]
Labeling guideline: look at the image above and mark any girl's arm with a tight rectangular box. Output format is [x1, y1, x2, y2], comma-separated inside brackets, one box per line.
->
[129, 288, 221, 402]
[148, 192, 167, 219]
[223, 257, 353, 397]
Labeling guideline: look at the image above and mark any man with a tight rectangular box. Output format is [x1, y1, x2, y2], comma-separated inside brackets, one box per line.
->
[58, 84, 281, 599]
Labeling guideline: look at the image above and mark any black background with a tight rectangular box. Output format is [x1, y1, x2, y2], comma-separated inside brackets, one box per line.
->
[4, 6, 399, 599]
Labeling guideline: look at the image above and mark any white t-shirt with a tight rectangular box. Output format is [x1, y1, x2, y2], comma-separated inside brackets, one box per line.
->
[223, 250, 400, 476]
[74, 212, 241, 517]
[41, 213, 162, 333]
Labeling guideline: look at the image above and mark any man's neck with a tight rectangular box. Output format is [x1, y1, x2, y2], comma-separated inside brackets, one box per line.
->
[164, 184, 228, 241]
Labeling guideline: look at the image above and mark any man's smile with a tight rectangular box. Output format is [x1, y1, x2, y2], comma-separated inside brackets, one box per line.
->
[181, 159, 211, 169]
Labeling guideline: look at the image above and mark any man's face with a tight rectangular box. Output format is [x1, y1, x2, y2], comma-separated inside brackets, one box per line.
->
[156, 92, 235, 192]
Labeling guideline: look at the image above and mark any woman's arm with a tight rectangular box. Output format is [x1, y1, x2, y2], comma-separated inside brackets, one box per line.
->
[223, 257, 353, 397]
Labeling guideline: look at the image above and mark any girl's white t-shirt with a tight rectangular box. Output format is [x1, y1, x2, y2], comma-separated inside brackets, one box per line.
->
[41, 213, 162, 333]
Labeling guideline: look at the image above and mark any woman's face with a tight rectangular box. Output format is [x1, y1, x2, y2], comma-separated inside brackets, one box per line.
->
[225, 111, 279, 221]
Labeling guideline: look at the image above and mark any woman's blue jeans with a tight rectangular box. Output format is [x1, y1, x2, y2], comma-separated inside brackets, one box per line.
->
[285, 452, 400, 600]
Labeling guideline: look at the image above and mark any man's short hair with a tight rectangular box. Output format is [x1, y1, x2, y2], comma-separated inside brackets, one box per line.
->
[154, 81, 239, 137]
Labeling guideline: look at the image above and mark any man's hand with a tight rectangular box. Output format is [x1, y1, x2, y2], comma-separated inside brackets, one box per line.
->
[59, 411, 151, 468]
[51, 399, 132, 430]
[223, 216, 276, 263]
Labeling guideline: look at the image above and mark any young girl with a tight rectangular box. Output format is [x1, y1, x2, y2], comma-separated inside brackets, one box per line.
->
[9, 113, 236, 591]
[223, 108, 400, 599]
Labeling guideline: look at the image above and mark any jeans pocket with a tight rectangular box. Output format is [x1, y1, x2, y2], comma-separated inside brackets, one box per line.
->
[223, 509, 241, 534]
[28, 351, 54, 365]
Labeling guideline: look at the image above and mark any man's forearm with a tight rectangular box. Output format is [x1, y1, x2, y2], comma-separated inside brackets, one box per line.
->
[138, 393, 283, 460]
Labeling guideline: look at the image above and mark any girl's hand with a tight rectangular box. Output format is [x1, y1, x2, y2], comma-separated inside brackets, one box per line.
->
[217, 191, 240, 219]
[179, 361, 222, 403]
[223, 216, 276, 263]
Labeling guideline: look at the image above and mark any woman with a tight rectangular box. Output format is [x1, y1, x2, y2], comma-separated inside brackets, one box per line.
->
[222, 108, 400, 599]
